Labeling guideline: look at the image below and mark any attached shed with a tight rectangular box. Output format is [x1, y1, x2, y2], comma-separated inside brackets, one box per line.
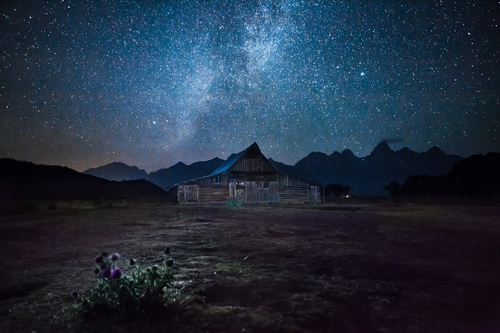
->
[177, 143, 323, 205]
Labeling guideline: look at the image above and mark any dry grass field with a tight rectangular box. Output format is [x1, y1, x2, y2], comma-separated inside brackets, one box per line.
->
[1, 199, 500, 332]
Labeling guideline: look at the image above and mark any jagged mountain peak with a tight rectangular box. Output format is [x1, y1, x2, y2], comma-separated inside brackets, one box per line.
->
[172, 161, 187, 167]
[397, 147, 413, 153]
[396, 146, 419, 158]
[371, 141, 394, 155]
[426, 146, 445, 156]
[366, 141, 396, 162]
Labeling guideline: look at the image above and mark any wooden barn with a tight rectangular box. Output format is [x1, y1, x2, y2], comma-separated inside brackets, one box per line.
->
[176, 143, 323, 205]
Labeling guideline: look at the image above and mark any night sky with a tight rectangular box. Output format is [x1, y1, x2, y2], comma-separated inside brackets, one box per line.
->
[1, 1, 499, 172]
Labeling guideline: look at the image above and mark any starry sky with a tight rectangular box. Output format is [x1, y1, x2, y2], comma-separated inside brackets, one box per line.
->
[1, 0, 499, 172]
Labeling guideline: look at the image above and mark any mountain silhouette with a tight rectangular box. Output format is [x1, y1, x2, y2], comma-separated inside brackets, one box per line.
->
[83, 162, 148, 181]
[86, 141, 462, 196]
[5, 142, 468, 200]
[82, 159, 225, 190]
[0, 158, 167, 200]
[148, 157, 224, 189]
[293, 141, 462, 196]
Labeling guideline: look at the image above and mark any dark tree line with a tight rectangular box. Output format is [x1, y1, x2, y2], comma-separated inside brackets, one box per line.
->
[325, 183, 351, 197]
[391, 152, 500, 199]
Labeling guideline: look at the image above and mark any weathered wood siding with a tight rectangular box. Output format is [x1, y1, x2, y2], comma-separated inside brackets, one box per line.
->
[179, 183, 322, 204]
[177, 185, 184, 204]
[179, 181, 283, 204]
[231, 154, 275, 173]
[243, 181, 279, 204]
[277, 174, 311, 187]
[178, 184, 228, 204]
[278, 186, 309, 204]
[179, 183, 323, 204]
[277, 185, 323, 204]
[229, 172, 277, 182]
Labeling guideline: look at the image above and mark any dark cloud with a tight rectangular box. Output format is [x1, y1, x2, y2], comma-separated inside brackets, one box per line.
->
[379, 138, 404, 145]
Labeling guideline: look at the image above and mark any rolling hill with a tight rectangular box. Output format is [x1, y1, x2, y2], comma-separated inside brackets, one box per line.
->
[0, 159, 168, 200]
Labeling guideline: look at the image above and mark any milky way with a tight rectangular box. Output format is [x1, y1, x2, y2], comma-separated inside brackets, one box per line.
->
[1, 0, 498, 172]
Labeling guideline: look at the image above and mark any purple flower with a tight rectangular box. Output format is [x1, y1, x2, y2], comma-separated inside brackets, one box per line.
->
[111, 268, 122, 279]
[94, 255, 104, 264]
[71, 290, 78, 298]
[166, 259, 174, 267]
[109, 253, 120, 261]
[163, 246, 171, 255]
[101, 268, 111, 279]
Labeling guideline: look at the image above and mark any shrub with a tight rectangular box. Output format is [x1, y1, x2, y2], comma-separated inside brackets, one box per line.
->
[225, 196, 243, 210]
[72, 248, 175, 318]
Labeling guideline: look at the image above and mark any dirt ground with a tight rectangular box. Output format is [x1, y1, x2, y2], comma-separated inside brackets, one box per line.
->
[1, 199, 500, 332]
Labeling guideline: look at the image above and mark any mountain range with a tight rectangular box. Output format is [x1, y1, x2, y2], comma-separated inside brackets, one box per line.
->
[148, 158, 224, 190]
[83, 142, 463, 196]
[83, 162, 148, 181]
[293, 141, 463, 196]
[3, 142, 495, 201]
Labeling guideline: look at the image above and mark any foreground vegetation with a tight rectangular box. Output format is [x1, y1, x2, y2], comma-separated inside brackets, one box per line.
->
[0, 198, 500, 332]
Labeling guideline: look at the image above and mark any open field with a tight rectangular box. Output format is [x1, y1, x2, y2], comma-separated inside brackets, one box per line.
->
[1, 199, 500, 332]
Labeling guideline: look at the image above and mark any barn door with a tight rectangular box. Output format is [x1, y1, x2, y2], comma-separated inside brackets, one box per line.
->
[256, 186, 265, 204]
[269, 181, 279, 203]
[308, 186, 314, 204]
[245, 182, 256, 204]
[244, 182, 279, 204]
[185, 185, 198, 203]
[309, 186, 318, 204]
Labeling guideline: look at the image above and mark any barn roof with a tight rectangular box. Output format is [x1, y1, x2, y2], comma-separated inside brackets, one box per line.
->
[209, 142, 277, 176]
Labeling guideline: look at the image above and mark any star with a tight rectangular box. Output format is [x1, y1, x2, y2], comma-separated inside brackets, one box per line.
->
[0, 1, 497, 172]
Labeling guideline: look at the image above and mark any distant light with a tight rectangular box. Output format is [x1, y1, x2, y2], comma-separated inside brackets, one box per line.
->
[360, 72, 365, 76]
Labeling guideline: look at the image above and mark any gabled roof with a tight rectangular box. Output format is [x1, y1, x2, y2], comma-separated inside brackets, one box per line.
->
[209, 142, 277, 176]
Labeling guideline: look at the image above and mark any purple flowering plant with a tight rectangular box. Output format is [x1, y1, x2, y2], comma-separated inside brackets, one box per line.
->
[94, 255, 103, 264]
[101, 268, 111, 279]
[110, 268, 121, 279]
[109, 253, 120, 262]
[73, 246, 176, 317]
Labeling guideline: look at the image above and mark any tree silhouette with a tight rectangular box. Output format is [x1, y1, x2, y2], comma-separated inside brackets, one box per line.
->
[384, 181, 400, 197]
